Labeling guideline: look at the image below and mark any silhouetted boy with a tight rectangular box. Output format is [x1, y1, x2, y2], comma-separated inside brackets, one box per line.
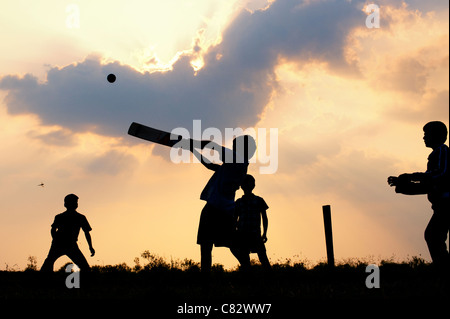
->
[191, 136, 256, 273]
[388, 121, 449, 273]
[40, 194, 95, 272]
[232, 174, 271, 270]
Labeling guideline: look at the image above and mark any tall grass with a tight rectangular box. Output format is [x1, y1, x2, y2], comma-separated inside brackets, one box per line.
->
[2, 252, 445, 301]
[14, 251, 431, 273]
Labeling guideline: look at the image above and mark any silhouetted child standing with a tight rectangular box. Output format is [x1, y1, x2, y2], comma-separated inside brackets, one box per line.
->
[41, 194, 95, 272]
[388, 121, 449, 273]
[232, 174, 271, 270]
[192, 136, 256, 273]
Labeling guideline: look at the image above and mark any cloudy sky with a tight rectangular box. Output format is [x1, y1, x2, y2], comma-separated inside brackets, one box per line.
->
[0, 0, 448, 270]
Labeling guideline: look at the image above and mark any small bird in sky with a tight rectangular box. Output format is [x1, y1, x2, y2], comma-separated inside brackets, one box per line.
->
[38, 183, 44, 187]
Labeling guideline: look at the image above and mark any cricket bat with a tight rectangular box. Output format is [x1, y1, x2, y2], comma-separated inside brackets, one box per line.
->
[128, 122, 249, 163]
[128, 122, 188, 147]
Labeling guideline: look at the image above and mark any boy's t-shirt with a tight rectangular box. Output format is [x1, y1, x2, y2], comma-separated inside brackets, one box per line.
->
[200, 148, 248, 211]
[235, 194, 269, 234]
[52, 211, 92, 244]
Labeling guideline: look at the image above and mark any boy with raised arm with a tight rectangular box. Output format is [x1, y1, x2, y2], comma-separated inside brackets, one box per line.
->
[191, 135, 256, 273]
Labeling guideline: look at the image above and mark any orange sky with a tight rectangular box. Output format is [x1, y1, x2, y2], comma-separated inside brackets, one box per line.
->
[0, 0, 448, 271]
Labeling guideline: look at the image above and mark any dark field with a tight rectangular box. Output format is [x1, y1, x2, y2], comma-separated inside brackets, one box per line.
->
[1, 255, 448, 314]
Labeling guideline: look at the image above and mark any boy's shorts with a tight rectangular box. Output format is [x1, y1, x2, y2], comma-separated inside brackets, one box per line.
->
[197, 203, 234, 248]
[232, 231, 266, 254]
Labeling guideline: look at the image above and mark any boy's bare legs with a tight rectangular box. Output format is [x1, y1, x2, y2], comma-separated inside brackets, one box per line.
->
[200, 242, 213, 273]
[67, 245, 91, 272]
[40, 244, 64, 272]
[200, 242, 213, 291]
[231, 247, 251, 270]
[424, 204, 450, 274]
[257, 249, 271, 270]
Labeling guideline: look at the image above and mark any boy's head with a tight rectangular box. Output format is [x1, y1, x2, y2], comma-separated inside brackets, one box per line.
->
[423, 121, 448, 148]
[241, 174, 256, 194]
[64, 194, 79, 210]
[232, 135, 256, 161]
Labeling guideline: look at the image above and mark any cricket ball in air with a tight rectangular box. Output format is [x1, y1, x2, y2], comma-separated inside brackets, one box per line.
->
[107, 73, 116, 83]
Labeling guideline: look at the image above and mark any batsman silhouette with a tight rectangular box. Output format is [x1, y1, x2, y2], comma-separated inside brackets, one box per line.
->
[191, 135, 256, 274]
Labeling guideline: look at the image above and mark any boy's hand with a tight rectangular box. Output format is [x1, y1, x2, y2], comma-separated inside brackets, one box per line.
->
[90, 247, 95, 257]
[388, 174, 412, 187]
[387, 176, 398, 186]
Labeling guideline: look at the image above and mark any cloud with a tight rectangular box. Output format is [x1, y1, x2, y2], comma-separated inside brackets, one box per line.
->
[266, 145, 401, 207]
[275, 131, 342, 174]
[214, 0, 365, 75]
[385, 89, 449, 124]
[0, 0, 368, 143]
[27, 128, 77, 147]
[85, 150, 138, 176]
[377, 57, 429, 94]
[400, 0, 449, 13]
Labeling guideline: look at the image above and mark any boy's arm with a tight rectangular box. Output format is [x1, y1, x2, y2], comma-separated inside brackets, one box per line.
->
[261, 210, 268, 243]
[50, 226, 57, 239]
[84, 231, 95, 257]
[233, 203, 241, 228]
[191, 147, 220, 171]
[390, 147, 448, 194]
[393, 147, 448, 184]
[387, 173, 427, 195]
[195, 140, 236, 164]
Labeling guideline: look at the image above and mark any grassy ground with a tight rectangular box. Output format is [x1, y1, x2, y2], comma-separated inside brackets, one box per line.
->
[1, 256, 448, 304]
[1, 255, 449, 319]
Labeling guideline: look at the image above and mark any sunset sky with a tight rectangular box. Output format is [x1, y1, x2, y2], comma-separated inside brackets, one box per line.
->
[0, 0, 448, 271]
